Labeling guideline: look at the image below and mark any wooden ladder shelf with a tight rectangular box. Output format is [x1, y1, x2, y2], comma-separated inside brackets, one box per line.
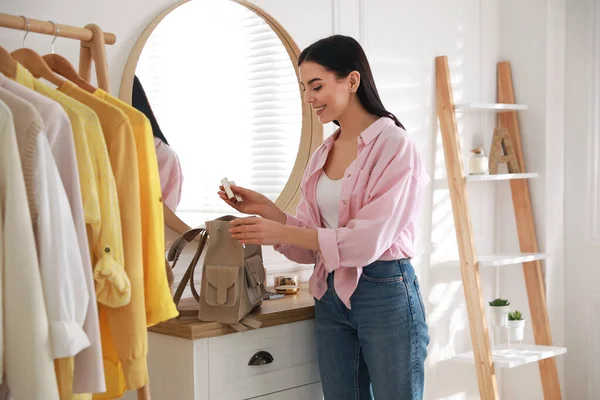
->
[435, 55, 565, 399]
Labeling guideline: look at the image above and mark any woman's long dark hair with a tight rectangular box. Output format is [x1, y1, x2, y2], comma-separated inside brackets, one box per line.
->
[298, 35, 404, 129]
[132, 75, 170, 145]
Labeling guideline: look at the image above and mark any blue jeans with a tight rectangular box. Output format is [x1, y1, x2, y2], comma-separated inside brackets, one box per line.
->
[314, 259, 429, 400]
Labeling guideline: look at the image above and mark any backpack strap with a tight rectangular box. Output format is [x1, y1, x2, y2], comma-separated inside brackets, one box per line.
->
[167, 227, 204, 264]
[230, 322, 249, 332]
[188, 232, 208, 302]
[178, 309, 200, 318]
[240, 316, 262, 329]
[229, 316, 262, 332]
[168, 227, 207, 309]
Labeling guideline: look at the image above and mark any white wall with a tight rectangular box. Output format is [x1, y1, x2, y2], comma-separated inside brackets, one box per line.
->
[496, 0, 566, 399]
[565, 0, 600, 398]
[1, 1, 567, 399]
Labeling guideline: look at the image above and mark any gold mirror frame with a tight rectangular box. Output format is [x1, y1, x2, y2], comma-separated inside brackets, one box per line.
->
[119, 0, 322, 235]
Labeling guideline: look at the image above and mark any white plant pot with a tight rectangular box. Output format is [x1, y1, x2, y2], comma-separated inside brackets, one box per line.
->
[490, 305, 510, 327]
[508, 320, 526, 341]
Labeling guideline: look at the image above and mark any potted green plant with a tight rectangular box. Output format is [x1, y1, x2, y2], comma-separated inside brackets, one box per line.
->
[488, 298, 510, 327]
[508, 310, 526, 342]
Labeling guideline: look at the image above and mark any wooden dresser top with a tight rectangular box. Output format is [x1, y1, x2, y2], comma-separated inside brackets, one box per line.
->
[148, 286, 315, 340]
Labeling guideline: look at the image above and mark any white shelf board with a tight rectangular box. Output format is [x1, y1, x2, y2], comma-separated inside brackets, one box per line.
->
[478, 253, 547, 267]
[434, 253, 547, 268]
[433, 173, 539, 188]
[454, 102, 529, 112]
[466, 173, 538, 181]
[452, 344, 566, 368]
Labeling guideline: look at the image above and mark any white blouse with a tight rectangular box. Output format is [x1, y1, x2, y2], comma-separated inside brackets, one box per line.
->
[316, 171, 343, 229]
[0, 99, 59, 400]
[0, 89, 90, 359]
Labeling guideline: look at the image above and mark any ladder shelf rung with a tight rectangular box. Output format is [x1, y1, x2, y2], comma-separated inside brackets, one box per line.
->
[433, 173, 539, 188]
[465, 172, 538, 181]
[452, 344, 567, 369]
[477, 253, 547, 267]
[454, 102, 529, 112]
[434, 253, 547, 268]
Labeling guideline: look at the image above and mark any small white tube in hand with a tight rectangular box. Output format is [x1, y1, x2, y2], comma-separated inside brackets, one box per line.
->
[229, 181, 243, 202]
[221, 177, 235, 200]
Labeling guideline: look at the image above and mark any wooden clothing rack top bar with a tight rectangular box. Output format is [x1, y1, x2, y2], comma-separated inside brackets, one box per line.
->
[0, 13, 116, 44]
[0, 12, 150, 399]
[0, 12, 115, 91]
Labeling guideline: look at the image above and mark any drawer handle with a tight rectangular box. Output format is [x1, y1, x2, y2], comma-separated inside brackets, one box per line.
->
[248, 351, 274, 366]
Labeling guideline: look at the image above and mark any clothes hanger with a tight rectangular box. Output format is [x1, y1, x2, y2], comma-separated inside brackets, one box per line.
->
[0, 46, 17, 78]
[43, 21, 96, 93]
[10, 16, 66, 88]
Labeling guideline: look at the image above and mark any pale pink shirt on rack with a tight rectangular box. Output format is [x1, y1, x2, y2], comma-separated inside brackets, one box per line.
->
[274, 117, 429, 309]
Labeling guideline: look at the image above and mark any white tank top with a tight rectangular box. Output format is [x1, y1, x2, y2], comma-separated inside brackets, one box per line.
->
[316, 171, 343, 228]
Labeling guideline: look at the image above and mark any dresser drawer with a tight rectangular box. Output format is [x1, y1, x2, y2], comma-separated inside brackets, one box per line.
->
[208, 319, 320, 399]
[252, 382, 323, 399]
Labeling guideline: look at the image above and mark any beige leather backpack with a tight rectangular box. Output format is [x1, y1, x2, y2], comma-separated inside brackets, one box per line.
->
[167, 215, 266, 332]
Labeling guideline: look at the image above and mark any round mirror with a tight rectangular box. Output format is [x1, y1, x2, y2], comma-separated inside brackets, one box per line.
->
[120, 0, 322, 233]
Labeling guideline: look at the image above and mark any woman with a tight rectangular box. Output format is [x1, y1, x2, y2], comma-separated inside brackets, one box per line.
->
[219, 34, 429, 400]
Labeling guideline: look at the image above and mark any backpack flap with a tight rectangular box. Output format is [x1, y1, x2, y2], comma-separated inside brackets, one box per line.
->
[204, 265, 240, 307]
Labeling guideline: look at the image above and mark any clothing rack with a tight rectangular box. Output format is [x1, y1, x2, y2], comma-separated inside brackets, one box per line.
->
[0, 12, 151, 400]
[0, 13, 115, 91]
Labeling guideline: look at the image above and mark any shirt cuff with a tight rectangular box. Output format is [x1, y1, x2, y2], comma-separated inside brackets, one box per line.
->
[122, 355, 149, 390]
[317, 228, 340, 273]
[93, 250, 131, 308]
[284, 212, 303, 227]
[273, 213, 300, 252]
[49, 320, 91, 359]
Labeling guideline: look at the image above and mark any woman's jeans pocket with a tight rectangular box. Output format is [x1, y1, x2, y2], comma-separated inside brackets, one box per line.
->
[414, 276, 426, 321]
[360, 259, 405, 283]
[360, 259, 426, 322]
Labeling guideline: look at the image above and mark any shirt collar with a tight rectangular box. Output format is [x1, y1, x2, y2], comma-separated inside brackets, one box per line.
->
[59, 79, 77, 93]
[15, 63, 35, 89]
[94, 88, 107, 98]
[322, 116, 394, 147]
[359, 116, 395, 145]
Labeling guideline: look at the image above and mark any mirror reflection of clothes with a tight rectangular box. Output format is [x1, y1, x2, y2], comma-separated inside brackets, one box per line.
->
[132, 75, 183, 211]
[154, 137, 183, 211]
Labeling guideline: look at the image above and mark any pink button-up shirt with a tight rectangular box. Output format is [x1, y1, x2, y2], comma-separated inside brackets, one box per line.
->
[274, 117, 429, 308]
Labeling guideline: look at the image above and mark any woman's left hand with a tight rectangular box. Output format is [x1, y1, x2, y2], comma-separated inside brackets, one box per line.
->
[229, 217, 287, 245]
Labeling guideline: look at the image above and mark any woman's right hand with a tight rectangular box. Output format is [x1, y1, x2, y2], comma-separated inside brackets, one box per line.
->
[218, 184, 285, 224]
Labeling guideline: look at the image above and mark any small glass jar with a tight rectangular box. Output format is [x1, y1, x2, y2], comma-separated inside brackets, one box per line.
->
[468, 145, 489, 175]
[469, 154, 489, 175]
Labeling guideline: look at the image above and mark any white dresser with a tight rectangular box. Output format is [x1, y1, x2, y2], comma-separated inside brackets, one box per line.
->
[121, 290, 322, 400]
